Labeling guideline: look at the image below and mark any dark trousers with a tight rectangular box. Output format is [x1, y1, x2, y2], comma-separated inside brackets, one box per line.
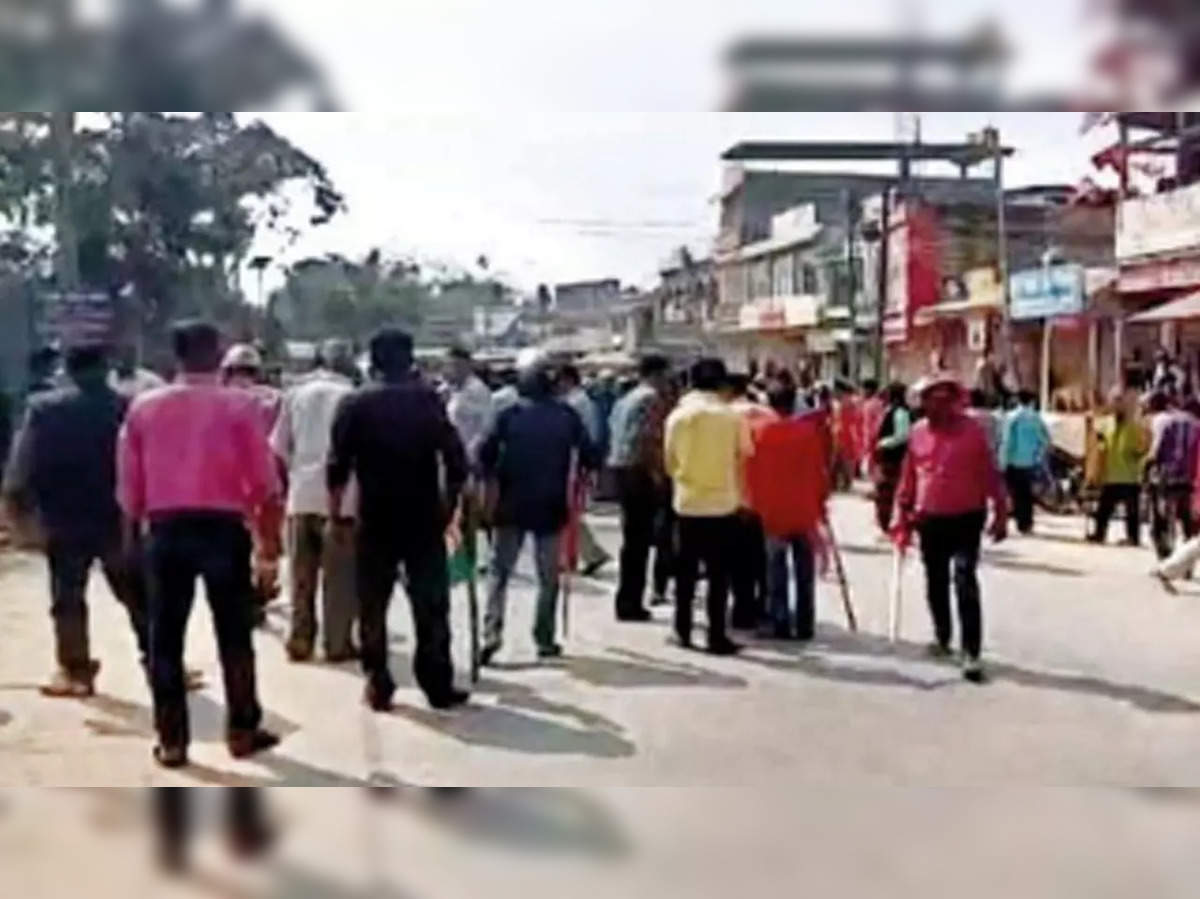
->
[1150, 483, 1196, 560]
[145, 514, 262, 750]
[875, 457, 903, 532]
[1005, 466, 1036, 534]
[917, 511, 985, 660]
[730, 512, 766, 628]
[357, 524, 455, 703]
[652, 502, 675, 598]
[1092, 483, 1141, 545]
[47, 532, 148, 677]
[615, 468, 665, 616]
[674, 515, 735, 647]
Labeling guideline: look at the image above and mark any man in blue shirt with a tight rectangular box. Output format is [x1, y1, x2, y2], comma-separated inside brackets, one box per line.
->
[1001, 390, 1051, 535]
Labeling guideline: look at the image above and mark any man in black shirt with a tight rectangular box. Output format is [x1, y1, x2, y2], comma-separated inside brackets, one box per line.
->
[327, 328, 469, 712]
[2, 345, 147, 697]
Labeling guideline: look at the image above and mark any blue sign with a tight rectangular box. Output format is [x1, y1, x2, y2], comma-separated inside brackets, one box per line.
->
[1009, 265, 1085, 321]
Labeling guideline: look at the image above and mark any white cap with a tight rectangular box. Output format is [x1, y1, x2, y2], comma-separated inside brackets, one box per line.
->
[221, 343, 263, 371]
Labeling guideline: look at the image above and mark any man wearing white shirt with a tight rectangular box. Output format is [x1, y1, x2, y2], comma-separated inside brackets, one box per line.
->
[109, 345, 166, 398]
[270, 339, 359, 663]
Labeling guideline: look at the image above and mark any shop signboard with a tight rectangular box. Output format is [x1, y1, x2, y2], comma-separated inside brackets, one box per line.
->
[1009, 265, 1085, 321]
[40, 291, 113, 346]
[737, 295, 820, 331]
[1117, 180, 1200, 261]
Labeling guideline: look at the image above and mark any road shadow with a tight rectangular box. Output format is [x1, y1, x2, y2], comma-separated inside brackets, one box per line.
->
[415, 787, 631, 858]
[388, 700, 636, 759]
[838, 542, 891, 557]
[734, 646, 952, 692]
[981, 552, 1084, 578]
[84, 692, 301, 745]
[80, 693, 369, 787]
[572, 648, 747, 689]
[0, 708, 10, 727]
[810, 625, 1200, 714]
[476, 676, 626, 734]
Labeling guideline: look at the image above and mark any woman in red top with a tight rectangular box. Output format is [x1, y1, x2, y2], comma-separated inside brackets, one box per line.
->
[832, 381, 863, 491]
[745, 380, 830, 640]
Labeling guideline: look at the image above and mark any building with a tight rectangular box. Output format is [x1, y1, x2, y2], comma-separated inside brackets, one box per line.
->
[711, 169, 894, 377]
[1108, 112, 1200, 389]
[554, 278, 621, 315]
[864, 182, 1115, 394]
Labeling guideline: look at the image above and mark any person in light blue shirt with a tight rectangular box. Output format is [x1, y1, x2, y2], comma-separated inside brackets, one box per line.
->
[1001, 389, 1051, 534]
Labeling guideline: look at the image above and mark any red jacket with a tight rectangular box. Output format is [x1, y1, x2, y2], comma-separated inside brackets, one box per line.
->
[746, 412, 830, 538]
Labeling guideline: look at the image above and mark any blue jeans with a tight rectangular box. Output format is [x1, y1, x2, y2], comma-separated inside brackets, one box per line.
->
[485, 526, 562, 651]
[765, 534, 815, 638]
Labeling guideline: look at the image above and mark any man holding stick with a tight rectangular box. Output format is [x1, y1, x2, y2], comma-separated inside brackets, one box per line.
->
[892, 375, 1009, 684]
[744, 379, 830, 640]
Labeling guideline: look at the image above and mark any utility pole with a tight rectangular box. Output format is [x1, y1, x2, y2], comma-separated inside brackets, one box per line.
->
[873, 188, 891, 380]
[51, 111, 78, 292]
[988, 125, 1013, 386]
[843, 188, 859, 385]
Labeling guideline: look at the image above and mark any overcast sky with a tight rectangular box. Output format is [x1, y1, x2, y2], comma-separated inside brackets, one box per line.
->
[241, 0, 1118, 294]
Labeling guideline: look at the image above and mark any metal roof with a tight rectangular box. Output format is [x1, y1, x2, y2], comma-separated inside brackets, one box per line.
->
[721, 141, 1013, 166]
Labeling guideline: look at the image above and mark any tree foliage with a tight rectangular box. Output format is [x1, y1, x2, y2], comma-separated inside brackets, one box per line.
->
[0, 112, 345, 358]
[272, 251, 516, 345]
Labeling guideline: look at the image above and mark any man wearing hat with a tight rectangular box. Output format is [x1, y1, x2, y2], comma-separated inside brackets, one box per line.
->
[222, 343, 284, 620]
[893, 374, 1009, 683]
[271, 338, 360, 663]
[221, 343, 282, 435]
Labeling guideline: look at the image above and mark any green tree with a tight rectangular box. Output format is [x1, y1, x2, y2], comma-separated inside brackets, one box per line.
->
[0, 112, 345, 358]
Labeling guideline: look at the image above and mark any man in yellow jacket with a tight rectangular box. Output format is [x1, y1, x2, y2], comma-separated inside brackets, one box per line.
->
[1089, 387, 1150, 546]
[664, 358, 749, 655]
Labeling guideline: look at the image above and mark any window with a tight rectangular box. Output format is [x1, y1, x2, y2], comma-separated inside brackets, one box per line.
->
[773, 253, 794, 297]
[801, 262, 818, 295]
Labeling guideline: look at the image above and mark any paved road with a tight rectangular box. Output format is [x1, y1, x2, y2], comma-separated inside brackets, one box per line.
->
[2, 495, 1200, 788]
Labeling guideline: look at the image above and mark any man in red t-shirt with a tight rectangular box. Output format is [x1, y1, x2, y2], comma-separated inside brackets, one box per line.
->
[745, 380, 830, 640]
[893, 375, 1008, 683]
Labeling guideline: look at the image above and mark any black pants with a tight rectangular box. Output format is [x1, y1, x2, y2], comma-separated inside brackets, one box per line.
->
[1150, 483, 1196, 560]
[1004, 466, 1036, 534]
[47, 532, 148, 676]
[674, 515, 735, 647]
[730, 512, 766, 628]
[615, 468, 667, 616]
[1092, 483, 1141, 545]
[652, 501, 675, 599]
[357, 524, 455, 703]
[917, 511, 985, 660]
[145, 513, 262, 751]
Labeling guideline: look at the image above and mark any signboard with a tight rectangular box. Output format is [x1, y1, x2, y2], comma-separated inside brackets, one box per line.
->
[1119, 255, 1200, 293]
[737, 295, 820, 332]
[41, 291, 113, 347]
[1117, 181, 1200, 261]
[1009, 265, 1085, 321]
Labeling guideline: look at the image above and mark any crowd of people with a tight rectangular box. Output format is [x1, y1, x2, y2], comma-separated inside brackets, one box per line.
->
[8, 314, 1199, 770]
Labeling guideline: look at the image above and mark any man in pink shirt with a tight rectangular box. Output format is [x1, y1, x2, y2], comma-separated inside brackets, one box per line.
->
[118, 321, 283, 768]
[893, 374, 1009, 684]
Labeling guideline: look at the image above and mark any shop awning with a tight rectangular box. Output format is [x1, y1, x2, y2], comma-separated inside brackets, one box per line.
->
[1128, 291, 1200, 323]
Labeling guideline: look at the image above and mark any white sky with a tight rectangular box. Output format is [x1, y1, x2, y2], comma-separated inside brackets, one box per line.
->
[237, 0, 1118, 294]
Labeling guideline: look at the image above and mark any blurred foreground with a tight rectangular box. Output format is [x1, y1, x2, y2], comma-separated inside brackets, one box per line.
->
[1, 787, 1198, 898]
